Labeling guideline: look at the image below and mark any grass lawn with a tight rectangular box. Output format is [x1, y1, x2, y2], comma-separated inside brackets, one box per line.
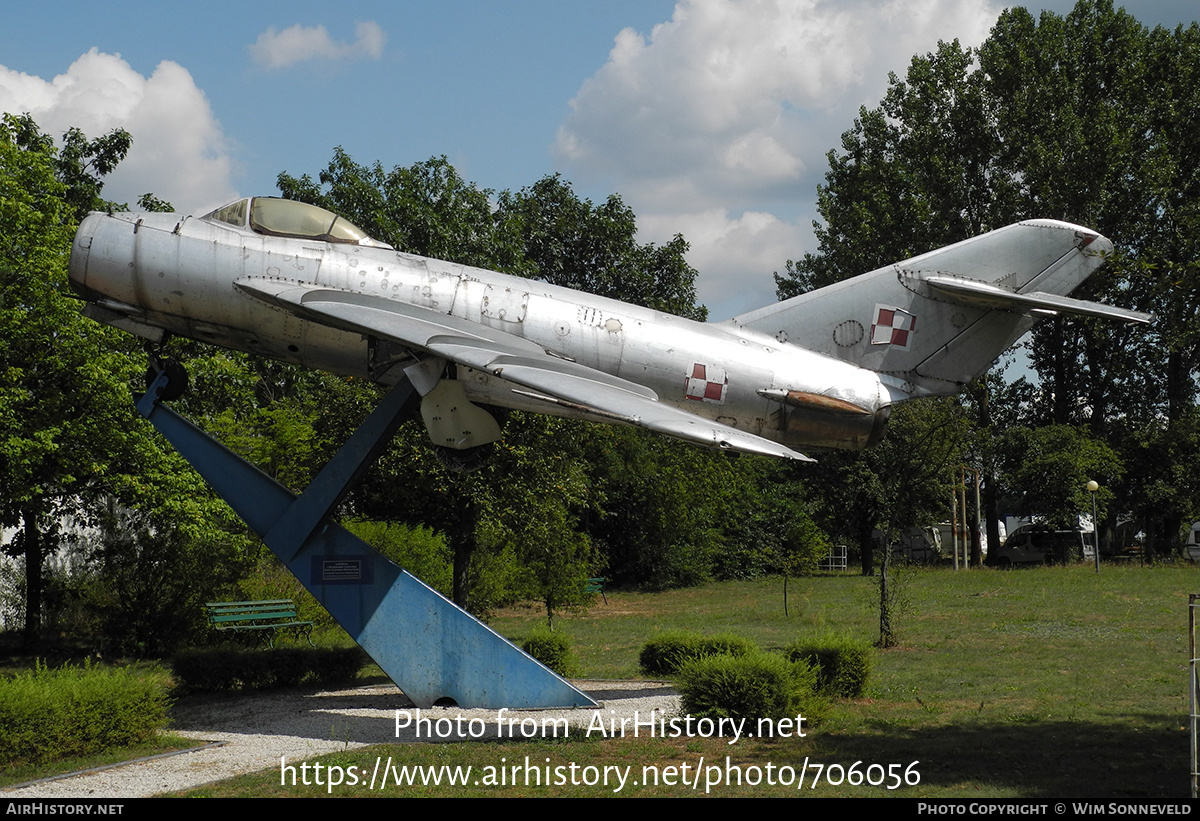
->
[0, 735, 204, 790]
[170, 563, 1197, 797]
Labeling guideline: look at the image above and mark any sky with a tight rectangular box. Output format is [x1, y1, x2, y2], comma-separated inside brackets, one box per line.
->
[1, 1, 1196, 320]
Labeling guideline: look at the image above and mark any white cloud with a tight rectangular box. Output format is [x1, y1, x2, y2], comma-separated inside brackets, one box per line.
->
[641, 208, 805, 316]
[557, 0, 1002, 316]
[250, 21, 386, 69]
[0, 49, 237, 213]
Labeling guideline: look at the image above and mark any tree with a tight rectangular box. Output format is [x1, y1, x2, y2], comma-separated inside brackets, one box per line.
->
[764, 487, 829, 617]
[0, 115, 246, 649]
[777, 2, 1200, 557]
[346, 408, 602, 616]
[979, 4, 1199, 553]
[997, 425, 1121, 530]
[59, 501, 246, 654]
[489, 418, 601, 629]
[773, 39, 1006, 574]
[869, 400, 969, 646]
[279, 150, 529, 275]
[497, 174, 706, 321]
[582, 427, 753, 590]
[0, 114, 133, 222]
[1, 115, 129, 646]
[802, 397, 967, 589]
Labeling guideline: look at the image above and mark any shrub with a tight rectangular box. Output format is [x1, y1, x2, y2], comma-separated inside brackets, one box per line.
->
[26, 510, 251, 656]
[344, 520, 453, 598]
[783, 635, 875, 698]
[639, 631, 754, 677]
[676, 652, 827, 727]
[0, 660, 171, 767]
[521, 628, 579, 677]
[172, 646, 365, 692]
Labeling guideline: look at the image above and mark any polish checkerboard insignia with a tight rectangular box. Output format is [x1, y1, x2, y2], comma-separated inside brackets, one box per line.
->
[685, 363, 728, 403]
[870, 305, 917, 348]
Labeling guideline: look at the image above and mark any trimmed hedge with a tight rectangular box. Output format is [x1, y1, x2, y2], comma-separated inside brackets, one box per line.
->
[0, 661, 171, 767]
[782, 635, 874, 698]
[639, 631, 755, 677]
[521, 629, 579, 677]
[676, 652, 827, 727]
[172, 646, 365, 692]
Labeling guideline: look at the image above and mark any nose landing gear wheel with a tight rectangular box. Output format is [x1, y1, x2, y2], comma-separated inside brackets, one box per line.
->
[146, 358, 189, 401]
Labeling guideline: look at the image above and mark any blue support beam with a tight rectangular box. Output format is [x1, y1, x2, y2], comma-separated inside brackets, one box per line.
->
[137, 372, 596, 709]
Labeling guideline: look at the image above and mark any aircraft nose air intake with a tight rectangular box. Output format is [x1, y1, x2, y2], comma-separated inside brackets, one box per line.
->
[67, 212, 100, 299]
[68, 211, 139, 306]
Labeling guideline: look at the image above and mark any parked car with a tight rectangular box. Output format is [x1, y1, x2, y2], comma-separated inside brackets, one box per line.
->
[989, 525, 1089, 566]
[874, 526, 943, 563]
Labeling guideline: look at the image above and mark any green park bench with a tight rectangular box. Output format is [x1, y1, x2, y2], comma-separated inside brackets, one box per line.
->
[585, 577, 608, 605]
[205, 599, 315, 648]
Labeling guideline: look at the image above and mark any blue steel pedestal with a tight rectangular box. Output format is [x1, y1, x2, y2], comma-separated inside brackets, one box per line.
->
[136, 372, 596, 709]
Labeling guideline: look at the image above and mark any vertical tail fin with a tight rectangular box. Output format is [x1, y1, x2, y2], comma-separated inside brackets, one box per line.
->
[729, 219, 1146, 396]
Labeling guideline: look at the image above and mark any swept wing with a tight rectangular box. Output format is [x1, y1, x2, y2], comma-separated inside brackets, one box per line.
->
[235, 278, 812, 461]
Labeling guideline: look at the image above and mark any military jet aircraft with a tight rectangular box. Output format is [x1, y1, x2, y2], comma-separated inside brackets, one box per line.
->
[68, 197, 1150, 464]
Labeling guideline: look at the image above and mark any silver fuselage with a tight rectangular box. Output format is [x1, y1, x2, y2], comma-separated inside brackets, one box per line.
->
[70, 210, 893, 449]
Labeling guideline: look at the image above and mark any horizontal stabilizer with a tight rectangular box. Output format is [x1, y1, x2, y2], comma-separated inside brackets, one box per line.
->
[921, 275, 1153, 324]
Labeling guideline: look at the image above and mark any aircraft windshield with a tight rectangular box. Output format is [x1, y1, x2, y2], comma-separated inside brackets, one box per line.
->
[201, 197, 379, 245]
[203, 199, 249, 227]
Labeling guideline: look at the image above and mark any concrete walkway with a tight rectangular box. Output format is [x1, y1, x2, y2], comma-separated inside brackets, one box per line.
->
[4, 681, 679, 798]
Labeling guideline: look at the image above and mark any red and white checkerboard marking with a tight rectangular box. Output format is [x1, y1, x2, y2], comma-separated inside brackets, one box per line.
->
[870, 305, 917, 348]
[685, 363, 728, 403]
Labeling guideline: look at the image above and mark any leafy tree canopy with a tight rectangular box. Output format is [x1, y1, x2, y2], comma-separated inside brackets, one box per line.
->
[0, 115, 248, 647]
[776, 1, 1200, 551]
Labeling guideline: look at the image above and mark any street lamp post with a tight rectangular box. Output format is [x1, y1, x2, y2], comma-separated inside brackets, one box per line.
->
[1087, 480, 1100, 573]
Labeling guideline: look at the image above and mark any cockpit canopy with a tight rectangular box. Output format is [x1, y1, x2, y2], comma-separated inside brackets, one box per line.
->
[201, 197, 390, 247]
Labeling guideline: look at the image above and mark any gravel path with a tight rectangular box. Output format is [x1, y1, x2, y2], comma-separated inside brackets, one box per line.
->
[4, 681, 679, 799]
